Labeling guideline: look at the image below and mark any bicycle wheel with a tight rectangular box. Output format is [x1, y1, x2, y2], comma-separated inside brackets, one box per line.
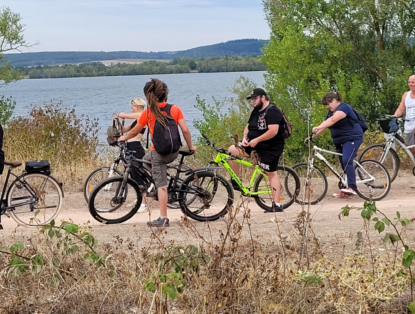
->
[253, 165, 300, 211]
[179, 171, 234, 222]
[358, 144, 400, 182]
[83, 166, 123, 202]
[292, 163, 328, 205]
[355, 159, 391, 201]
[88, 176, 142, 224]
[8, 173, 63, 227]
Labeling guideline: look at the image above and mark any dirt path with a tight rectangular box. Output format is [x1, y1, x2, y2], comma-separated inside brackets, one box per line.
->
[1, 171, 414, 254]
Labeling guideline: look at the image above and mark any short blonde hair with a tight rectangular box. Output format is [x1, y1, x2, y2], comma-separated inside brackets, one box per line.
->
[131, 98, 146, 110]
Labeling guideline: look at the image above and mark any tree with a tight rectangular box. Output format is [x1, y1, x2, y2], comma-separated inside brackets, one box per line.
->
[0, 6, 30, 124]
[261, 0, 415, 161]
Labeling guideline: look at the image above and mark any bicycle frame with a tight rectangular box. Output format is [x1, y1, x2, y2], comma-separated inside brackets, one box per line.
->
[212, 151, 269, 196]
[380, 134, 415, 166]
[114, 143, 207, 204]
[1, 168, 41, 211]
[310, 145, 376, 187]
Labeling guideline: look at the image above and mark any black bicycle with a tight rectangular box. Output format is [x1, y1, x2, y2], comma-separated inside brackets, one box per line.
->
[0, 160, 64, 229]
[88, 141, 234, 223]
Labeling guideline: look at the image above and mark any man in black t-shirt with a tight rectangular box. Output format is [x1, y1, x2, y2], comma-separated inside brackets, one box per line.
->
[228, 88, 285, 212]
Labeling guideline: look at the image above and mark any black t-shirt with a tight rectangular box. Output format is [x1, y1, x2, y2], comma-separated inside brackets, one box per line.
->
[247, 104, 285, 151]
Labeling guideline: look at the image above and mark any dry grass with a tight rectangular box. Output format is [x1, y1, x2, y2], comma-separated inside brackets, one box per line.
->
[0, 200, 414, 314]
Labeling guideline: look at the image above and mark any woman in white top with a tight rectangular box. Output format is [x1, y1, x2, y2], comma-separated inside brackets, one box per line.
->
[394, 75, 415, 155]
[119, 98, 148, 212]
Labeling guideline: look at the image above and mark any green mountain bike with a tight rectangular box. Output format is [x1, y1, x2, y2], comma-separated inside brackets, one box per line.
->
[200, 135, 300, 211]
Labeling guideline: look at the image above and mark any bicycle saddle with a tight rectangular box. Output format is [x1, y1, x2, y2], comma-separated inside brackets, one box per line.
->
[4, 161, 22, 168]
[179, 150, 194, 156]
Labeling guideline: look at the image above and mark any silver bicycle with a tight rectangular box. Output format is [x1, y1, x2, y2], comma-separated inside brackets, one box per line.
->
[358, 116, 415, 182]
[293, 135, 391, 205]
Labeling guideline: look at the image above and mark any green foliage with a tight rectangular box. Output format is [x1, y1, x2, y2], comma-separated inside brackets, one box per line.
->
[144, 244, 210, 300]
[409, 301, 415, 313]
[0, 6, 25, 84]
[20, 56, 266, 79]
[340, 201, 415, 270]
[1, 220, 103, 279]
[4, 100, 99, 171]
[262, 0, 415, 161]
[194, 76, 257, 165]
[0, 6, 27, 126]
[295, 270, 323, 286]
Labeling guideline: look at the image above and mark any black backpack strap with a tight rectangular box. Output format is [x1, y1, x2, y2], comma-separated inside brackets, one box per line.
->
[160, 103, 173, 117]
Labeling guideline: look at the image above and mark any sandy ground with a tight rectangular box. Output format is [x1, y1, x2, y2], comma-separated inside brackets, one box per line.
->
[1, 170, 414, 255]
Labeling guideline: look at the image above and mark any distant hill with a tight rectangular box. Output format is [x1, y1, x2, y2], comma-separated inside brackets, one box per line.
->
[4, 39, 268, 67]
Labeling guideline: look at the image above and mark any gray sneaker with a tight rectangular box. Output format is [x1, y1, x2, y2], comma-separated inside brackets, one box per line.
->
[147, 217, 170, 227]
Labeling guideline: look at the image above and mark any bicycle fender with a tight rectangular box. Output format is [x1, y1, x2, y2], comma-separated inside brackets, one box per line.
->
[46, 174, 65, 198]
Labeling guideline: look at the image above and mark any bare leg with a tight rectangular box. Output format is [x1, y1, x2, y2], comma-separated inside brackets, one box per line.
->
[158, 186, 168, 217]
[228, 145, 249, 177]
[266, 170, 281, 204]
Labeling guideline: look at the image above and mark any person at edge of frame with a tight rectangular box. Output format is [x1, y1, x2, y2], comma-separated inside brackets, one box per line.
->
[394, 75, 415, 188]
[227, 88, 286, 213]
[118, 97, 148, 212]
[312, 91, 364, 198]
[0, 123, 4, 175]
[119, 78, 196, 228]
[394, 75, 415, 155]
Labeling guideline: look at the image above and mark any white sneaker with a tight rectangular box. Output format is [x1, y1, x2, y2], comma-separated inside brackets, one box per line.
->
[137, 204, 148, 213]
[126, 199, 137, 207]
[340, 187, 357, 195]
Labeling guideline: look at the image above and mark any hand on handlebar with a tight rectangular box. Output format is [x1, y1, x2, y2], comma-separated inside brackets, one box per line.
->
[241, 137, 249, 147]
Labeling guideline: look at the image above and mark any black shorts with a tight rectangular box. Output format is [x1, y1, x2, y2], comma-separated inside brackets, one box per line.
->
[127, 141, 145, 185]
[244, 146, 283, 172]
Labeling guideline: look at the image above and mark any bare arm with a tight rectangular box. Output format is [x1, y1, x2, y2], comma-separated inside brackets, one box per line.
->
[312, 111, 347, 136]
[119, 123, 143, 141]
[177, 119, 197, 152]
[119, 112, 142, 133]
[394, 92, 407, 117]
[241, 125, 249, 146]
[119, 112, 141, 119]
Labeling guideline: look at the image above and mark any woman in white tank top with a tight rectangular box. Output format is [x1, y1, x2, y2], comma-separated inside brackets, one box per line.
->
[394, 75, 415, 154]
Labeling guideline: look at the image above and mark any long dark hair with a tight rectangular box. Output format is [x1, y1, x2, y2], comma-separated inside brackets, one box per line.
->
[321, 91, 343, 106]
[143, 78, 169, 127]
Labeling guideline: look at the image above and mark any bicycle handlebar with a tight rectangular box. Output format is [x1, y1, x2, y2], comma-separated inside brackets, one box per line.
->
[201, 134, 247, 160]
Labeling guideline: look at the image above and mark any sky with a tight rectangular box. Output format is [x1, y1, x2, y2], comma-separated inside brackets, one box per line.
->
[5, 0, 270, 53]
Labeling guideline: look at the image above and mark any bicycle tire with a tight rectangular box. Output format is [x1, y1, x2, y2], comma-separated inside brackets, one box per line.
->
[88, 176, 142, 224]
[253, 165, 300, 211]
[355, 159, 391, 201]
[358, 144, 400, 182]
[8, 173, 63, 227]
[292, 163, 328, 205]
[178, 170, 234, 222]
[83, 166, 123, 203]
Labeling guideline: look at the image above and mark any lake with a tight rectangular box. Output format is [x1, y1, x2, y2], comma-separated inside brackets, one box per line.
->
[1, 71, 265, 144]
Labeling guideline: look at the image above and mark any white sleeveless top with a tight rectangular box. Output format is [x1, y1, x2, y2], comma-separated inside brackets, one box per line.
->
[404, 91, 415, 133]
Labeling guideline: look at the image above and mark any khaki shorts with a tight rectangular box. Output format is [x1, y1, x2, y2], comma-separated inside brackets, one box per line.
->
[405, 129, 415, 147]
[143, 150, 179, 188]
